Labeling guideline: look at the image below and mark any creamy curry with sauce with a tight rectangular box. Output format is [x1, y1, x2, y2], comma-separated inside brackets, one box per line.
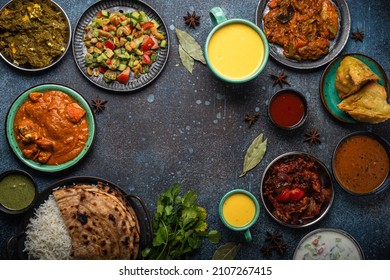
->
[333, 135, 389, 194]
[14, 90, 88, 165]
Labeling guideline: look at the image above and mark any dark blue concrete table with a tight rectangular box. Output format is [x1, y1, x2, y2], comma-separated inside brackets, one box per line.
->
[1, 0, 389, 260]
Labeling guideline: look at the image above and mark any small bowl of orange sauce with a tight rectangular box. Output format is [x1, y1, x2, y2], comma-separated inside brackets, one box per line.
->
[268, 89, 307, 129]
[332, 131, 390, 195]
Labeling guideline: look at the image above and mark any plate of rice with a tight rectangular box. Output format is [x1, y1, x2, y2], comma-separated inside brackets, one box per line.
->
[7, 176, 152, 260]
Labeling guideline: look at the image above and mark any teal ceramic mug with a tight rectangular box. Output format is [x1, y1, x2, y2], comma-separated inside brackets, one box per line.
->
[205, 7, 269, 83]
[219, 189, 260, 242]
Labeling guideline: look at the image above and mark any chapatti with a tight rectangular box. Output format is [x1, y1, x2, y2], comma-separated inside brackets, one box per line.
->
[53, 182, 140, 259]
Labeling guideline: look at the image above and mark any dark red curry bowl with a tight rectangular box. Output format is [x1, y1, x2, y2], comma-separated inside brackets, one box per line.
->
[260, 152, 334, 228]
[268, 89, 308, 130]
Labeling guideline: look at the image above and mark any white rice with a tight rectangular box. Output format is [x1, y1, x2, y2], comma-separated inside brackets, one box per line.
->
[23, 195, 72, 260]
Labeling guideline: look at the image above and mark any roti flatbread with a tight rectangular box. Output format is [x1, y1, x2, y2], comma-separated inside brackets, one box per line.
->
[53, 182, 140, 259]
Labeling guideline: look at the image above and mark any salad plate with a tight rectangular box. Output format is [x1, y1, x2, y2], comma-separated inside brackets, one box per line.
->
[72, 0, 169, 92]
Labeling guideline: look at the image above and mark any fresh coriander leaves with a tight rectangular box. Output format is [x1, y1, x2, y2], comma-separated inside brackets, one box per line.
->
[142, 184, 220, 260]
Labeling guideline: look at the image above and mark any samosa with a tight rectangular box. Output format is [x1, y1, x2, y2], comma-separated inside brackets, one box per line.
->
[335, 56, 380, 99]
[337, 82, 390, 124]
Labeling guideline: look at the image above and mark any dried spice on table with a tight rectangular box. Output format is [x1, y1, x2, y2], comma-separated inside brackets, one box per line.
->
[244, 112, 260, 128]
[240, 133, 268, 177]
[265, 230, 282, 244]
[212, 242, 241, 260]
[273, 239, 287, 255]
[261, 230, 287, 258]
[270, 70, 290, 88]
[304, 128, 321, 145]
[260, 245, 273, 257]
[351, 29, 364, 42]
[91, 97, 108, 114]
[175, 28, 206, 74]
[183, 11, 200, 28]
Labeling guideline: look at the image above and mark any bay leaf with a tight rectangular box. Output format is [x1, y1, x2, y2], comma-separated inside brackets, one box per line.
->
[175, 28, 206, 64]
[179, 45, 194, 74]
[212, 242, 241, 260]
[240, 133, 267, 177]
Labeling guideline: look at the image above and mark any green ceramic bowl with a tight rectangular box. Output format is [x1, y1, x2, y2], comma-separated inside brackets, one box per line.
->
[6, 84, 96, 172]
[320, 53, 389, 123]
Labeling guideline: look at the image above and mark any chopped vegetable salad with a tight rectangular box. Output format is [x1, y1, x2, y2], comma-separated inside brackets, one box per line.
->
[83, 9, 166, 84]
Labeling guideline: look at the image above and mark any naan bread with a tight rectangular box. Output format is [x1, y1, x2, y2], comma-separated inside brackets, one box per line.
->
[337, 82, 390, 123]
[335, 56, 380, 99]
[53, 183, 140, 259]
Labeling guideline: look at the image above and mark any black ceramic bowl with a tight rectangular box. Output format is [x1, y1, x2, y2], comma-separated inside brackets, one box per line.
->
[332, 131, 390, 195]
[7, 176, 152, 260]
[260, 152, 334, 228]
[0, 169, 38, 215]
[268, 88, 308, 130]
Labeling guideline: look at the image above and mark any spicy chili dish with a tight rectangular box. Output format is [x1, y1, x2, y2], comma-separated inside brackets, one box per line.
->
[6, 84, 95, 172]
[261, 152, 334, 228]
[263, 0, 339, 61]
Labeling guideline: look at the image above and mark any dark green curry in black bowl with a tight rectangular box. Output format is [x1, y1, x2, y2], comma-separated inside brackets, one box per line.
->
[0, 0, 71, 71]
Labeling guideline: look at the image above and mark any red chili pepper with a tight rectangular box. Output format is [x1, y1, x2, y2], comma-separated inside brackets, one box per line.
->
[275, 188, 305, 202]
[289, 188, 305, 201]
[275, 189, 290, 202]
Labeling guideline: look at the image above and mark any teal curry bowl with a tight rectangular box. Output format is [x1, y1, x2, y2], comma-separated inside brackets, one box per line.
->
[6, 84, 96, 172]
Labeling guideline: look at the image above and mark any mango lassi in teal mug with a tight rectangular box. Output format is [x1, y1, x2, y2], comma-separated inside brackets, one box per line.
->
[205, 7, 269, 83]
[219, 189, 260, 242]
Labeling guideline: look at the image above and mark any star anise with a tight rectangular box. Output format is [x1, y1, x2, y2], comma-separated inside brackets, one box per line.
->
[304, 128, 321, 145]
[351, 29, 364, 42]
[270, 70, 290, 88]
[273, 239, 287, 255]
[265, 230, 282, 245]
[183, 11, 200, 28]
[91, 97, 108, 114]
[261, 246, 273, 258]
[244, 112, 259, 128]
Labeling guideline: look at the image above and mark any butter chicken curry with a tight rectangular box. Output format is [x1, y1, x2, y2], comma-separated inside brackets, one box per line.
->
[14, 90, 88, 165]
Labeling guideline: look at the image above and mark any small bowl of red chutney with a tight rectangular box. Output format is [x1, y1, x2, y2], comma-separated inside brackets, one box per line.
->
[268, 89, 307, 129]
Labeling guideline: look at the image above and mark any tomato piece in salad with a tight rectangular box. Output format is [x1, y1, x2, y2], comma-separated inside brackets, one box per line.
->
[116, 67, 130, 84]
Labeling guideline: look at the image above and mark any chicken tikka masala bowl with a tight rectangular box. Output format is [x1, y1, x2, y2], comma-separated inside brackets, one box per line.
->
[6, 84, 95, 172]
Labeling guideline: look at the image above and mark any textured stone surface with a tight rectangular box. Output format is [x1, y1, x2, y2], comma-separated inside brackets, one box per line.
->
[0, 0, 389, 260]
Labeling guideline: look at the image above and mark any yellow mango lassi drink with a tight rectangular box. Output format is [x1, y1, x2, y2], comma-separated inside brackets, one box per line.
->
[207, 23, 265, 81]
[222, 192, 256, 227]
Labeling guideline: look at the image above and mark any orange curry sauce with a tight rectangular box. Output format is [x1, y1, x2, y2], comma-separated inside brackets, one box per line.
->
[14, 90, 88, 165]
[333, 135, 389, 194]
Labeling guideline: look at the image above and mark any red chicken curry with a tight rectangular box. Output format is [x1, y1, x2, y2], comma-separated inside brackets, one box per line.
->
[14, 90, 88, 165]
[263, 0, 339, 61]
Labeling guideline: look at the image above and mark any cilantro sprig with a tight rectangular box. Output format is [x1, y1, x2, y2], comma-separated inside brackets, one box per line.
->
[142, 183, 220, 260]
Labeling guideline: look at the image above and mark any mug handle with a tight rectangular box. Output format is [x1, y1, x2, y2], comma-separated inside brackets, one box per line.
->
[210, 7, 227, 26]
[243, 228, 252, 242]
